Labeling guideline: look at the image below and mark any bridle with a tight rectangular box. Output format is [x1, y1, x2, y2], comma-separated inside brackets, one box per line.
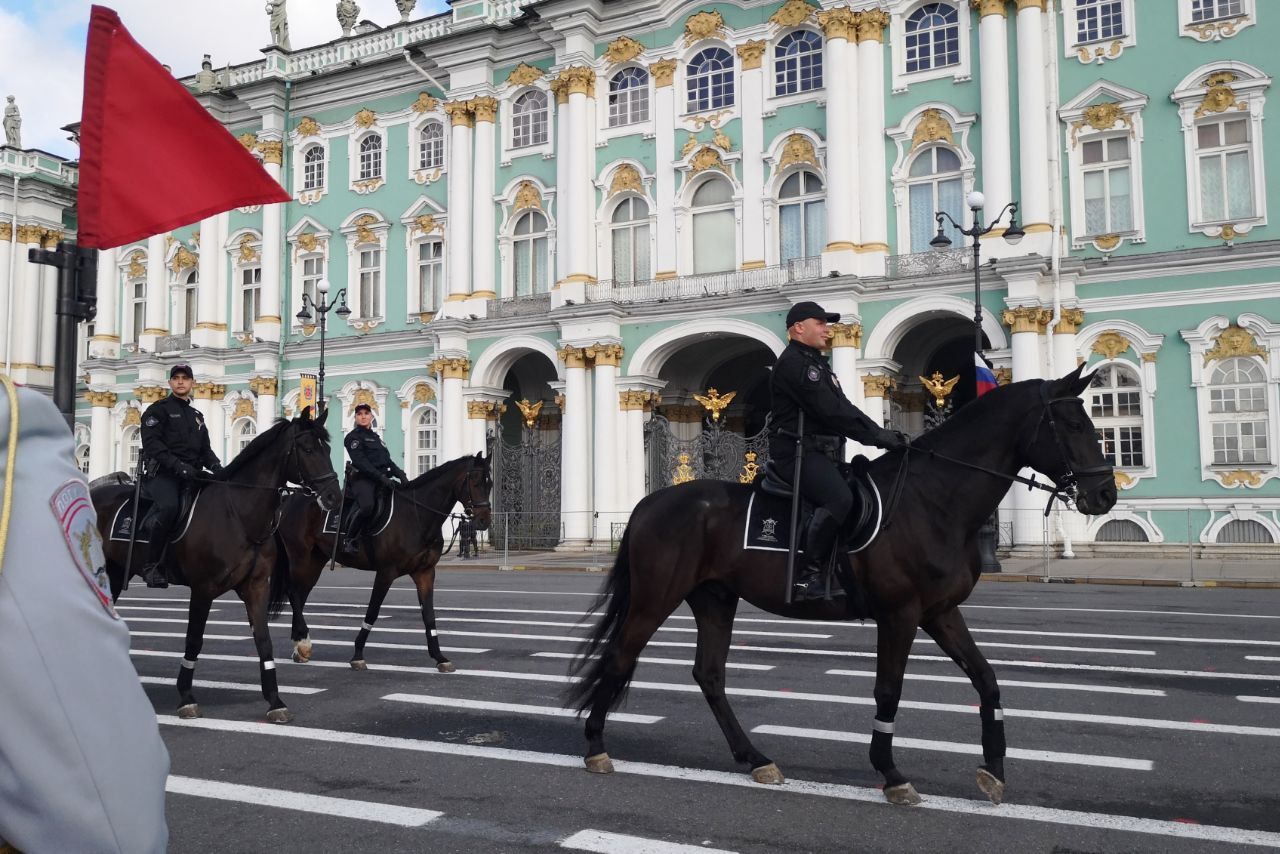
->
[455, 459, 491, 519]
[283, 428, 339, 508]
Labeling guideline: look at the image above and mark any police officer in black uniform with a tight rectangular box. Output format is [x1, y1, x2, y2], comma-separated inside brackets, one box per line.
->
[343, 402, 407, 552]
[769, 302, 908, 601]
[139, 364, 223, 588]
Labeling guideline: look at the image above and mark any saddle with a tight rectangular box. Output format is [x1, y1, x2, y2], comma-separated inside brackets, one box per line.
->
[108, 476, 202, 544]
[322, 484, 394, 538]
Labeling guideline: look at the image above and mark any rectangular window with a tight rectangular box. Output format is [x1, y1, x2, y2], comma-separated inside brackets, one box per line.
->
[183, 286, 197, 334]
[692, 210, 736, 274]
[1081, 135, 1133, 235]
[1076, 0, 1125, 43]
[359, 249, 381, 317]
[240, 266, 261, 332]
[417, 241, 444, 312]
[1212, 421, 1269, 464]
[300, 256, 323, 316]
[130, 281, 145, 344]
[1196, 118, 1255, 223]
[1097, 426, 1145, 467]
[1191, 0, 1243, 21]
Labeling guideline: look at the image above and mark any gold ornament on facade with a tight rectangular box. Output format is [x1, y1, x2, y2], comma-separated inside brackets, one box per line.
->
[122, 250, 146, 278]
[736, 40, 766, 71]
[443, 100, 474, 127]
[1187, 19, 1242, 42]
[238, 132, 258, 151]
[136, 385, 168, 404]
[256, 139, 283, 165]
[507, 63, 544, 87]
[238, 233, 260, 263]
[1075, 40, 1122, 65]
[585, 343, 624, 367]
[608, 164, 644, 197]
[514, 180, 543, 212]
[353, 214, 380, 245]
[672, 453, 695, 485]
[557, 66, 596, 98]
[1053, 308, 1085, 334]
[1091, 331, 1133, 360]
[1218, 469, 1262, 488]
[1070, 101, 1133, 147]
[415, 214, 443, 235]
[297, 232, 320, 253]
[193, 382, 225, 400]
[232, 398, 256, 421]
[556, 346, 588, 369]
[1112, 470, 1135, 490]
[861, 374, 895, 398]
[249, 376, 279, 396]
[514, 398, 543, 428]
[910, 108, 954, 151]
[971, 0, 1009, 17]
[353, 108, 377, 129]
[688, 110, 730, 131]
[410, 92, 438, 114]
[690, 146, 726, 174]
[466, 400, 501, 420]
[1204, 325, 1266, 364]
[1195, 72, 1247, 118]
[778, 133, 818, 169]
[828, 322, 862, 348]
[428, 357, 470, 379]
[681, 134, 700, 158]
[683, 10, 726, 46]
[855, 9, 891, 43]
[168, 245, 198, 275]
[816, 7, 857, 41]
[920, 372, 960, 409]
[122, 408, 142, 428]
[0, 222, 11, 242]
[469, 96, 498, 123]
[1015, 0, 1047, 10]
[39, 229, 64, 249]
[739, 451, 761, 484]
[1001, 306, 1053, 334]
[649, 59, 677, 88]
[85, 390, 118, 407]
[1140, 352, 1158, 364]
[605, 36, 645, 65]
[1093, 233, 1121, 251]
[694, 388, 736, 422]
[14, 224, 43, 245]
[348, 389, 378, 413]
[712, 128, 733, 152]
[296, 117, 320, 137]
[770, 0, 816, 28]
[994, 367, 1013, 386]
[412, 383, 436, 405]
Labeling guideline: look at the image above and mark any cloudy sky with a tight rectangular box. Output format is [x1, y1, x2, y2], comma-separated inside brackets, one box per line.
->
[0, 0, 450, 157]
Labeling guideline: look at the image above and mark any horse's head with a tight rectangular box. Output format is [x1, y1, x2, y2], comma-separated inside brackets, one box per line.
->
[288, 406, 343, 511]
[455, 452, 493, 531]
[1020, 365, 1117, 516]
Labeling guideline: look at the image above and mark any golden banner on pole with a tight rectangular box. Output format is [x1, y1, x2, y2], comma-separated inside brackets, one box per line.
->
[299, 374, 318, 416]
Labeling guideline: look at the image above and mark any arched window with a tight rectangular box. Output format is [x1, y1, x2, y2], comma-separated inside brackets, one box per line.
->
[608, 67, 650, 127]
[775, 30, 824, 96]
[176, 269, 198, 335]
[1217, 519, 1274, 544]
[905, 3, 960, 73]
[687, 48, 734, 112]
[1095, 519, 1149, 543]
[358, 134, 382, 180]
[1209, 357, 1269, 465]
[419, 122, 444, 170]
[512, 90, 549, 148]
[512, 211, 549, 296]
[907, 145, 963, 252]
[123, 425, 141, 477]
[1089, 364, 1145, 468]
[690, 177, 736, 274]
[778, 170, 826, 263]
[412, 406, 439, 476]
[233, 418, 257, 455]
[302, 145, 325, 190]
[610, 197, 651, 283]
[75, 442, 91, 476]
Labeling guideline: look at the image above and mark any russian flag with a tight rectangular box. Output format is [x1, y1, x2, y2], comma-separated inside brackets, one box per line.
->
[975, 353, 998, 397]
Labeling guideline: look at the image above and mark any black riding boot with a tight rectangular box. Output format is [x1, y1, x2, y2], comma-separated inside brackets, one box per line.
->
[342, 513, 367, 555]
[138, 519, 171, 589]
[793, 508, 844, 602]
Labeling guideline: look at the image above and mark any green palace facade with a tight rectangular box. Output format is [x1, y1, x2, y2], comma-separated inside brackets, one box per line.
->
[2, 0, 1277, 554]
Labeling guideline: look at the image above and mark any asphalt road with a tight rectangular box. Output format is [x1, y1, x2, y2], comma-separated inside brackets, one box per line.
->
[120, 568, 1280, 853]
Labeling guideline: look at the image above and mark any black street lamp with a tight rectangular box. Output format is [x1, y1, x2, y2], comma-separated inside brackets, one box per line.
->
[929, 191, 1024, 573]
[295, 278, 350, 414]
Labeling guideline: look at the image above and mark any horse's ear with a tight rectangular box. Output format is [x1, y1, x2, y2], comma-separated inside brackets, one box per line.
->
[299, 405, 312, 421]
[317, 406, 330, 426]
[1052, 362, 1093, 397]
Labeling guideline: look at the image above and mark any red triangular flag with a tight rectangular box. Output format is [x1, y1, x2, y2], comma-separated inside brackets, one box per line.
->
[77, 5, 291, 249]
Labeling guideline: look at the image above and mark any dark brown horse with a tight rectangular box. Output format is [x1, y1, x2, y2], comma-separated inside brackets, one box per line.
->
[567, 367, 1116, 805]
[93, 409, 342, 722]
[276, 452, 493, 672]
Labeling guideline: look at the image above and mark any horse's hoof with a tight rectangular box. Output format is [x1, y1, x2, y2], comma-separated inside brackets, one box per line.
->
[884, 783, 922, 806]
[177, 704, 201, 720]
[266, 707, 293, 724]
[292, 643, 312, 663]
[584, 753, 614, 774]
[751, 763, 784, 785]
[350, 659, 367, 671]
[436, 660, 456, 673]
[976, 768, 1005, 805]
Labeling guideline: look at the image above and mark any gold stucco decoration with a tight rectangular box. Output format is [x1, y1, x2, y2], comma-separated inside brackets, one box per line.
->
[136, 385, 169, 404]
[257, 139, 283, 165]
[1196, 72, 1247, 118]
[605, 36, 645, 65]
[712, 128, 732, 152]
[515, 399, 543, 428]
[415, 214, 443, 235]
[1091, 331, 1133, 360]
[296, 116, 320, 137]
[443, 100, 474, 127]
[778, 133, 818, 169]
[1002, 307, 1053, 334]
[238, 234, 260, 264]
[1218, 470, 1263, 488]
[507, 63, 544, 87]
[238, 132, 258, 151]
[353, 214, 380, 245]
[354, 108, 377, 129]
[672, 453, 695, 485]
[649, 59, 677, 88]
[1053, 308, 1086, 335]
[608, 164, 643, 197]
[736, 40, 766, 71]
[856, 9, 891, 43]
[684, 10, 726, 46]
[1093, 233, 1121, 251]
[829, 322, 862, 349]
[297, 233, 319, 252]
[231, 398, 255, 421]
[861, 375, 895, 398]
[411, 92, 438, 113]
[585, 343, 625, 367]
[690, 146, 726, 174]
[126, 250, 147, 278]
[249, 376, 279, 396]
[739, 451, 761, 484]
[349, 388, 379, 413]
[816, 7, 857, 41]
[911, 108, 954, 150]
[122, 407, 142, 428]
[1070, 101, 1134, 147]
[770, 0, 816, 28]
[1076, 40, 1122, 65]
[413, 383, 436, 405]
[920, 372, 960, 409]
[169, 245, 198, 275]
[469, 96, 498, 123]
[558, 66, 596, 98]
[0, 222, 11, 242]
[428, 357, 471, 379]
[513, 180, 543, 212]
[1204, 325, 1266, 363]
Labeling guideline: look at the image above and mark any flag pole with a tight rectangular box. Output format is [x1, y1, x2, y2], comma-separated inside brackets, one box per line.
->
[28, 240, 98, 430]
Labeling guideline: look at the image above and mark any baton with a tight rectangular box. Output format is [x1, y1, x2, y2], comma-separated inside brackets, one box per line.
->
[122, 460, 146, 591]
[783, 411, 804, 605]
[325, 464, 351, 572]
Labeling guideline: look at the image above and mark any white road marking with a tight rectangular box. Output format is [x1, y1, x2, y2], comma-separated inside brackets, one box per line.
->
[117, 605, 219, 613]
[825, 669, 1165, 697]
[1246, 655, 1280, 662]
[967, 628, 1280, 648]
[139, 676, 325, 695]
[157, 716, 1280, 848]
[1237, 695, 1280, 705]
[165, 775, 441, 827]
[383, 693, 662, 724]
[532, 651, 774, 671]
[560, 829, 736, 853]
[306, 638, 491, 655]
[750, 725, 1153, 771]
[962, 604, 1280, 620]
[129, 631, 249, 642]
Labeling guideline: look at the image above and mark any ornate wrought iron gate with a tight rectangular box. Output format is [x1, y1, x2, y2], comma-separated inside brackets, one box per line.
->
[491, 426, 562, 549]
[644, 414, 770, 493]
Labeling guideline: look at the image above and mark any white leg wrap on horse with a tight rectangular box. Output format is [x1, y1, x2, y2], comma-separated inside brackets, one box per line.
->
[262, 661, 276, 670]
[430, 629, 438, 637]
[181, 658, 196, 670]
[873, 719, 895, 734]
[992, 709, 1004, 721]
[362, 622, 374, 631]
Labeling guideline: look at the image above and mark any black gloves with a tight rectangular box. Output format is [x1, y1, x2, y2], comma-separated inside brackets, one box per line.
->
[175, 462, 197, 480]
[392, 467, 408, 484]
[379, 474, 397, 489]
[877, 429, 911, 452]
[208, 462, 224, 476]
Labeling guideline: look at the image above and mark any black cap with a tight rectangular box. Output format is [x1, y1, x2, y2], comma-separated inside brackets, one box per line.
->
[169, 364, 193, 379]
[785, 301, 840, 328]
[353, 402, 373, 414]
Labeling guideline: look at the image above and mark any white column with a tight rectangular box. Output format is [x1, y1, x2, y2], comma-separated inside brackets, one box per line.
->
[88, 392, 116, 480]
[194, 386, 226, 462]
[625, 401, 649, 511]
[38, 261, 56, 369]
[560, 67, 595, 287]
[652, 60, 677, 279]
[470, 97, 498, 299]
[89, 246, 119, 358]
[859, 374, 892, 459]
[0, 225, 11, 364]
[1053, 309, 1083, 381]
[559, 347, 591, 544]
[830, 324, 865, 458]
[432, 357, 469, 462]
[738, 42, 767, 268]
[444, 102, 474, 306]
[252, 377, 278, 430]
[139, 233, 168, 352]
[1015, 0, 1051, 235]
[856, 12, 890, 275]
[255, 138, 284, 342]
[9, 226, 41, 371]
[818, 9, 859, 276]
[588, 344, 621, 533]
[978, 3, 1014, 229]
[554, 85, 572, 283]
[1006, 306, 1048, 544]
[192, 215, 222, 347]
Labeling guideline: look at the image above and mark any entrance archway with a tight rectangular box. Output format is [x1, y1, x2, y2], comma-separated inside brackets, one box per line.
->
[885, 317, 994, 435]
[490, 351, 561, 549]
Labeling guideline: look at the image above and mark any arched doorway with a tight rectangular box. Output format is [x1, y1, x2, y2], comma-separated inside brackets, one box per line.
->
[490, 351, 561, 549]
[886, 317, 993, 435]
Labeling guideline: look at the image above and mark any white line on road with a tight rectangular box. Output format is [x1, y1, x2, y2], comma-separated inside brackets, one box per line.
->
[750, 725, 1153, 771]
[383, 692, 662, 724]
[117, 605, 219, 613]
[157, 716, 1280, 848]
[305, 638, 491, 655]
[532, 651, 774, 671]
[165, 775, 441, 827]
[824, 669, 1165, 697]
[139, 676, 325, 695]
[560, 829, 737, 853]
[130, 632, 249, 642]
[967, 628, 1280, 648]
[1237, 695, 1280, 705]
[962, 604, 1280, 621]
[1246, 655, 1280, 663]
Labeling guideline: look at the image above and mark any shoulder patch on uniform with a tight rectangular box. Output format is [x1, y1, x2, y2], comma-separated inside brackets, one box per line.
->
[806, 366, 821, 382]
[144, 415, 160, 427]
[49, 480, 118, 619]
[348, 438, 359, 450]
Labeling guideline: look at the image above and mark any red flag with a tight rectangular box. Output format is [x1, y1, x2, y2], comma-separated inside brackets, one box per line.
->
[77, 5, 290, 249]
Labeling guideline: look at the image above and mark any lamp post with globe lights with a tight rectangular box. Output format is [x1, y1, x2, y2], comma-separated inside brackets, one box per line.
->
[295, 278, 350, 414]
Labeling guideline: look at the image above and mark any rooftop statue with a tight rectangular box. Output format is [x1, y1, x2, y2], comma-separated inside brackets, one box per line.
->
[266, 0, 291, 51]
[337, 0, 360, 36]
[396, 0, 417, 23]
[3, 96, 20, 149]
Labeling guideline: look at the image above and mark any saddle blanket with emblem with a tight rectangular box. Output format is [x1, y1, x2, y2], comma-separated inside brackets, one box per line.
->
[108, 489, 201, 544]
[743, 476, 884, 555]
[322, 492, 395, 537]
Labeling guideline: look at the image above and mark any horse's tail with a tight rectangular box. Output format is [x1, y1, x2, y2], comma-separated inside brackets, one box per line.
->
[267, 542, 291, 620]
[564, 526, 634, 714]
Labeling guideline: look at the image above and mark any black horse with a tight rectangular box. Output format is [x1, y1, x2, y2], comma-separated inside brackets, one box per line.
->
[93, 410, 342, 722]
[276, 453, 493, 672]
[567, 366, 1116, 805]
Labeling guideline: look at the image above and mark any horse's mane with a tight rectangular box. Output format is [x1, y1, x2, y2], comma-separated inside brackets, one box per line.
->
[908, 378, 1042, 452]
[219, 417, 330, 480]
[405, 454, 480, 489]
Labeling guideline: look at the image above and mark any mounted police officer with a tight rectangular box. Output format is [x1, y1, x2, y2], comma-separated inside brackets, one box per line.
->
[769, 301, 908, 601]
[138, 363, 223, 588]
[343, 402, 407, 553]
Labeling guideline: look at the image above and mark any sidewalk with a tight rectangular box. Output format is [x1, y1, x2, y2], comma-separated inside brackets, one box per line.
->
[439, 550, 1280, 588]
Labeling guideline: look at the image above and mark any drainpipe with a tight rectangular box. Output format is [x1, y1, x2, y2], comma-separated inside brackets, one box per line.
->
[277, 79, 293, 405]
[5, 174, 19, 373]
[403, 50, 447, 94]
